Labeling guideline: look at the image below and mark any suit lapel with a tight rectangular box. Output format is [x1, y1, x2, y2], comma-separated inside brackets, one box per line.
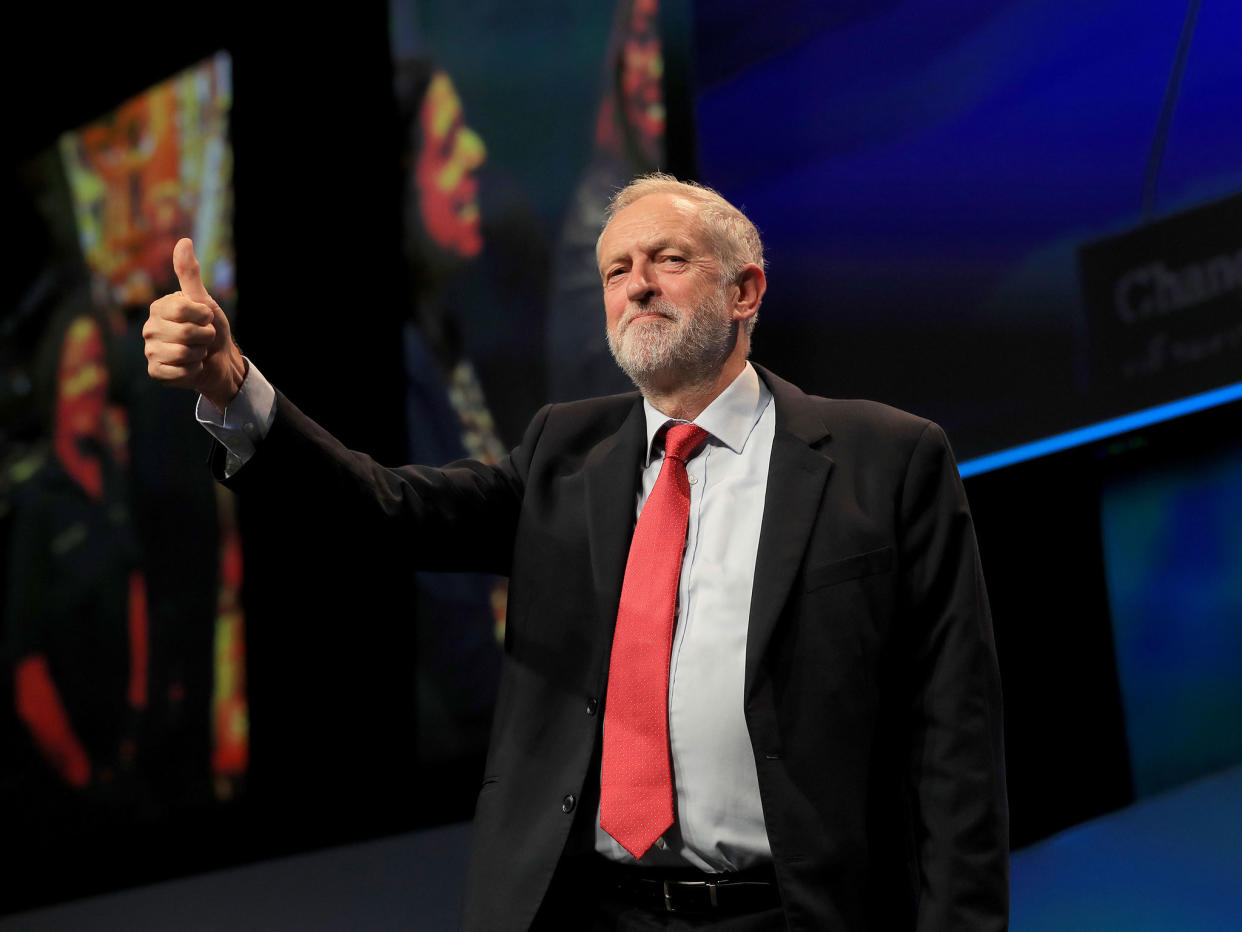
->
[576, 372, 832, 695]
[745, 366, 834, 696]
[583, 399, 647, 686]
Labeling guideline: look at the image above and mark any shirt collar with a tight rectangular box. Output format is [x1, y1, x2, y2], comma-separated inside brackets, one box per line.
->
[642, 362, 772, 466]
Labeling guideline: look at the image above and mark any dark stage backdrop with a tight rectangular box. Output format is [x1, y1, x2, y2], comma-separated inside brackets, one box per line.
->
[1100, 434, 1242, 800]
[3, 0, 688, 914]
[4, 52, 250, 913]
[383, 0, 675, 767]
[692, 0, 1242, 462]
[4, 0, 1239, 915]
[965, 393, 1242, 849]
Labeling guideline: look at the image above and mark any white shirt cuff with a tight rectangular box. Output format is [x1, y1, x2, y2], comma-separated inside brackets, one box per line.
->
[195, 358, 277, 478]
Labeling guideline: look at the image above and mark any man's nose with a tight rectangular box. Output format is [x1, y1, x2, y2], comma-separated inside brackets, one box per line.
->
[626, 262, 657, 303]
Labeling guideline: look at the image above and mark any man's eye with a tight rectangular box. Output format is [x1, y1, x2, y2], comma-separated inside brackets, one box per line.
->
[662, 254, 686, 264]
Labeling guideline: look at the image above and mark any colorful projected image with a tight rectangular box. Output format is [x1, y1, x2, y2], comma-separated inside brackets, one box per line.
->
[59, 51, 235, 310]
[3, 52, 246, 852]
[388, 0, 670, 763]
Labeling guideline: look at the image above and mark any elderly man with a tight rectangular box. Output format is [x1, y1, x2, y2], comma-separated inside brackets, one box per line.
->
[144, 174, 1007, 931]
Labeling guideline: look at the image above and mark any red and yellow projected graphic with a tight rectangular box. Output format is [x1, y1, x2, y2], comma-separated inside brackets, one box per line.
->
[30, 52, 247, 802]
[60, 52, 234, 309]
[211, 485, 248, 796]
[416, 70, 487, 259]
[617, 0, 664, 160]
[13, 314, 151, 792]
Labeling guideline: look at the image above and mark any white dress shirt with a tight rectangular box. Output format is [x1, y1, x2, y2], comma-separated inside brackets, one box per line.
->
[198, 360, 776, 872]
[594, 362, 775, 871]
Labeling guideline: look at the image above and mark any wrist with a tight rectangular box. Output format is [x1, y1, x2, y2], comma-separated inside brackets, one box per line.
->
[204, 348, 247, 413]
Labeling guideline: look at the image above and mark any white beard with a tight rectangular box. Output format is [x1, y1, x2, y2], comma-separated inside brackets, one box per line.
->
[607, 294, 736, 391]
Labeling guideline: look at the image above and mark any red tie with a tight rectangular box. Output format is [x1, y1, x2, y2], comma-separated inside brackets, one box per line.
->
[600, 422, 708, 859]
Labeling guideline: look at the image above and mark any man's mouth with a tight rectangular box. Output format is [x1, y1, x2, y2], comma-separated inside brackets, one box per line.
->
[622, 307, 676, 331]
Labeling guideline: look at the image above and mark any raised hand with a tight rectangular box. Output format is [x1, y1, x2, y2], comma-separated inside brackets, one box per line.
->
[143, 238, 246, 411]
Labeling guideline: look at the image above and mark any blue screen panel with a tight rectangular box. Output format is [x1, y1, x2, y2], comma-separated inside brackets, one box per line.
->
[1099, 441, 1242, 798]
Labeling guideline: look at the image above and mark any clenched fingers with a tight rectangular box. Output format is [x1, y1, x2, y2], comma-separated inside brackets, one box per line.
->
[148, 292, 215, 327]
[146, 336, 211, 365]
[144, 291, 220, 387]
[145, 294, 216, 345]
[147, 358, 205, 387]
[143, 314, 216, 345]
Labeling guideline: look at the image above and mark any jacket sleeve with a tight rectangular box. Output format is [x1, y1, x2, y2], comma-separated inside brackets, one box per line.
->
[897, 421, 1009, 931]
[217, 389, 552, 576]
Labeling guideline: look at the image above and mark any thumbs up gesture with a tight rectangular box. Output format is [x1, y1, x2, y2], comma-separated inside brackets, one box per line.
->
[144, 238, 246, 411]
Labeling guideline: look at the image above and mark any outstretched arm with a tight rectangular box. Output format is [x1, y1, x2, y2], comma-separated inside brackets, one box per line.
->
[217, 389, 546, 576]
[141, 237, 542, 575]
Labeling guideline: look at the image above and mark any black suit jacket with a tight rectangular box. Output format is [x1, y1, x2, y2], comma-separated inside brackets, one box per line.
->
[223, 364, 1008, 931]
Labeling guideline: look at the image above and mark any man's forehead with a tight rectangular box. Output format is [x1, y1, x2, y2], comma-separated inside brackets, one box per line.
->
[600, 193, 704, 256]
[615, 191, 697, 226]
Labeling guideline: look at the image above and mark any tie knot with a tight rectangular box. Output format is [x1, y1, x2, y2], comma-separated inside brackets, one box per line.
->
[662, 423, 708, 463]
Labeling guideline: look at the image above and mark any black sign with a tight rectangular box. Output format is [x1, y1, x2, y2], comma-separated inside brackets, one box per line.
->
[1080, 192, 1242, 412]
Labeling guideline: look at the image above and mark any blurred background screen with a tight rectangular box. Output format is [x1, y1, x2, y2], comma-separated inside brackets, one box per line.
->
[691, 0, 1242, 461]
[1100, 438, 1242, 799]
[2, 0, 1239, 919]
[3, 51, 245, 906]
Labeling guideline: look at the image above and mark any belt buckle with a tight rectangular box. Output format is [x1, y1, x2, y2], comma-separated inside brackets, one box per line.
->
[662, 879, 718, 912]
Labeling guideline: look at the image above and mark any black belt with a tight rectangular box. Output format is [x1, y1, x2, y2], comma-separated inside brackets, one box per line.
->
[592, 857, 781, 915]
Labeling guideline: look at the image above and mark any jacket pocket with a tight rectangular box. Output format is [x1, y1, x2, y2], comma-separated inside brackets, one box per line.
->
[803, 545, 894, 592]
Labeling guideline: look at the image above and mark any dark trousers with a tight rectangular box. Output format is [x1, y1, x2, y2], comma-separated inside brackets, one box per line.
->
[585, 900, 785, 931]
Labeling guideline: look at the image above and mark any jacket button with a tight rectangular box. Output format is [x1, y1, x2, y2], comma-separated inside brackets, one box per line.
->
[586, 698, 598, 716]
[561, 793, 576, 814]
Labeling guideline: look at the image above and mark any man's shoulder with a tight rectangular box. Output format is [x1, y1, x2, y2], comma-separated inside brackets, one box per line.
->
[757, 364, 935, 445]
[545, 390, 643, 421]
[814, 395, 930, 432]
[517, 390, 644, 458]
[763, 372, 963, 494]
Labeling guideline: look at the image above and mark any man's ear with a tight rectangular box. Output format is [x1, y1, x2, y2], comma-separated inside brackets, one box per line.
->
[731, 263, 766, 325]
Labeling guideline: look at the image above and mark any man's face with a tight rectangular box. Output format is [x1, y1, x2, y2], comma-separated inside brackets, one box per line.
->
[598, 193, 735, 385]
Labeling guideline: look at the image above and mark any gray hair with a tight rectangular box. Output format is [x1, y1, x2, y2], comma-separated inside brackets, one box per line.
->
[599, 173, 766, 279]
[597, 173, 765, 335]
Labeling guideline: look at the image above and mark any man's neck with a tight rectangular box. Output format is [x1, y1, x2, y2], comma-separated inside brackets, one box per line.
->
[641, 353, 748, 422]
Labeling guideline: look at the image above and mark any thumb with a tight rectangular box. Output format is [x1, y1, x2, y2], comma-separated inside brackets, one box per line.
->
[173, 237, 212, 303]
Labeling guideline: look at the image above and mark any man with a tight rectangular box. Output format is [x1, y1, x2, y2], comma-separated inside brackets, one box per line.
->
[143, 174, 1008, 930]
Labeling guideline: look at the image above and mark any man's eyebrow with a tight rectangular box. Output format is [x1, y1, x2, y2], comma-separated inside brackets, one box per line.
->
[649, 236, 695, 253]
[598, 236, 697, 275]
[598, 251, 623, 276]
